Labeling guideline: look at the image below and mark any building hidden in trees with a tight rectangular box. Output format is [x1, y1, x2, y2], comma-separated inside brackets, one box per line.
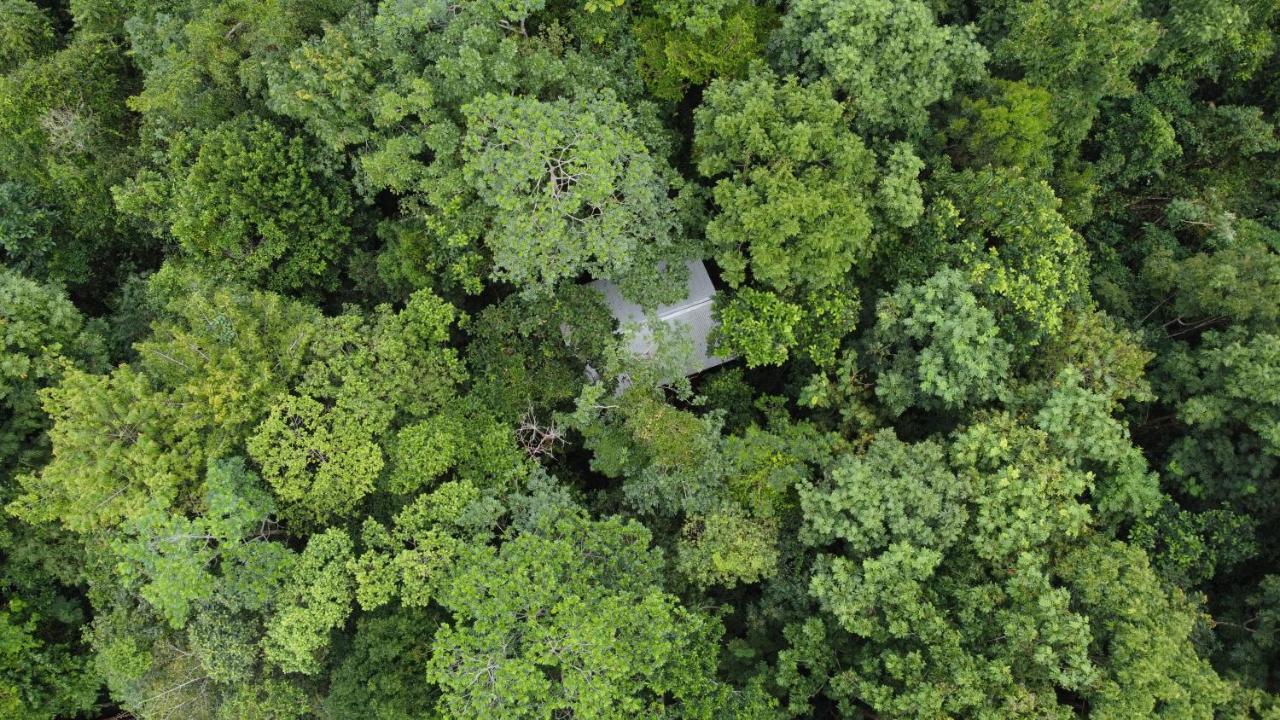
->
[590, 260, 730, 376]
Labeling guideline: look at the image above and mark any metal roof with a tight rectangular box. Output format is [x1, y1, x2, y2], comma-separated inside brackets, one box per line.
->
[589, 260, 730, 375]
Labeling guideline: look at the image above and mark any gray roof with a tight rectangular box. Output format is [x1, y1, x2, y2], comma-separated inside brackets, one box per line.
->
[589, 260, 730, 375]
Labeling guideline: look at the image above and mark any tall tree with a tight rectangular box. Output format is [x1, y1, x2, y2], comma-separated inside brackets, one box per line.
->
[463, 91, 690, 304]
[773, 0, 987, 137]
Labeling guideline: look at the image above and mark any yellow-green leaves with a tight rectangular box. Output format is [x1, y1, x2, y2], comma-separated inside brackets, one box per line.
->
[110, 458, 280, 630]
[263, 528, 354, 675]
[249, 394, 384, 527]
[426, 507, 724, 719]
[635, 0, 774, 100]
[940, 167, 1089, 346]
[948, 79, 1056, 176]
[695, 69, 875, 294]
[0, 1, 53, 74]
[995, 0, 1157, 145]
[0, 268, 105, 472]
[713, 288, 802, 368]
[677, 503, 779, 589]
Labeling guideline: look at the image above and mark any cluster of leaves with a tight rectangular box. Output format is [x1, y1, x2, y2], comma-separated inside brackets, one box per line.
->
[3, 0, 1280, 718]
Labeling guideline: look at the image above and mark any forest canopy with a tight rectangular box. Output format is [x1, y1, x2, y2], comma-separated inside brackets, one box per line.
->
[2, 0, 1280, 718]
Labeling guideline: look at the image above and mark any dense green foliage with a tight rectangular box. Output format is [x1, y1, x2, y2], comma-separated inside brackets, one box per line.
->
[3, 0, 1280, 718]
